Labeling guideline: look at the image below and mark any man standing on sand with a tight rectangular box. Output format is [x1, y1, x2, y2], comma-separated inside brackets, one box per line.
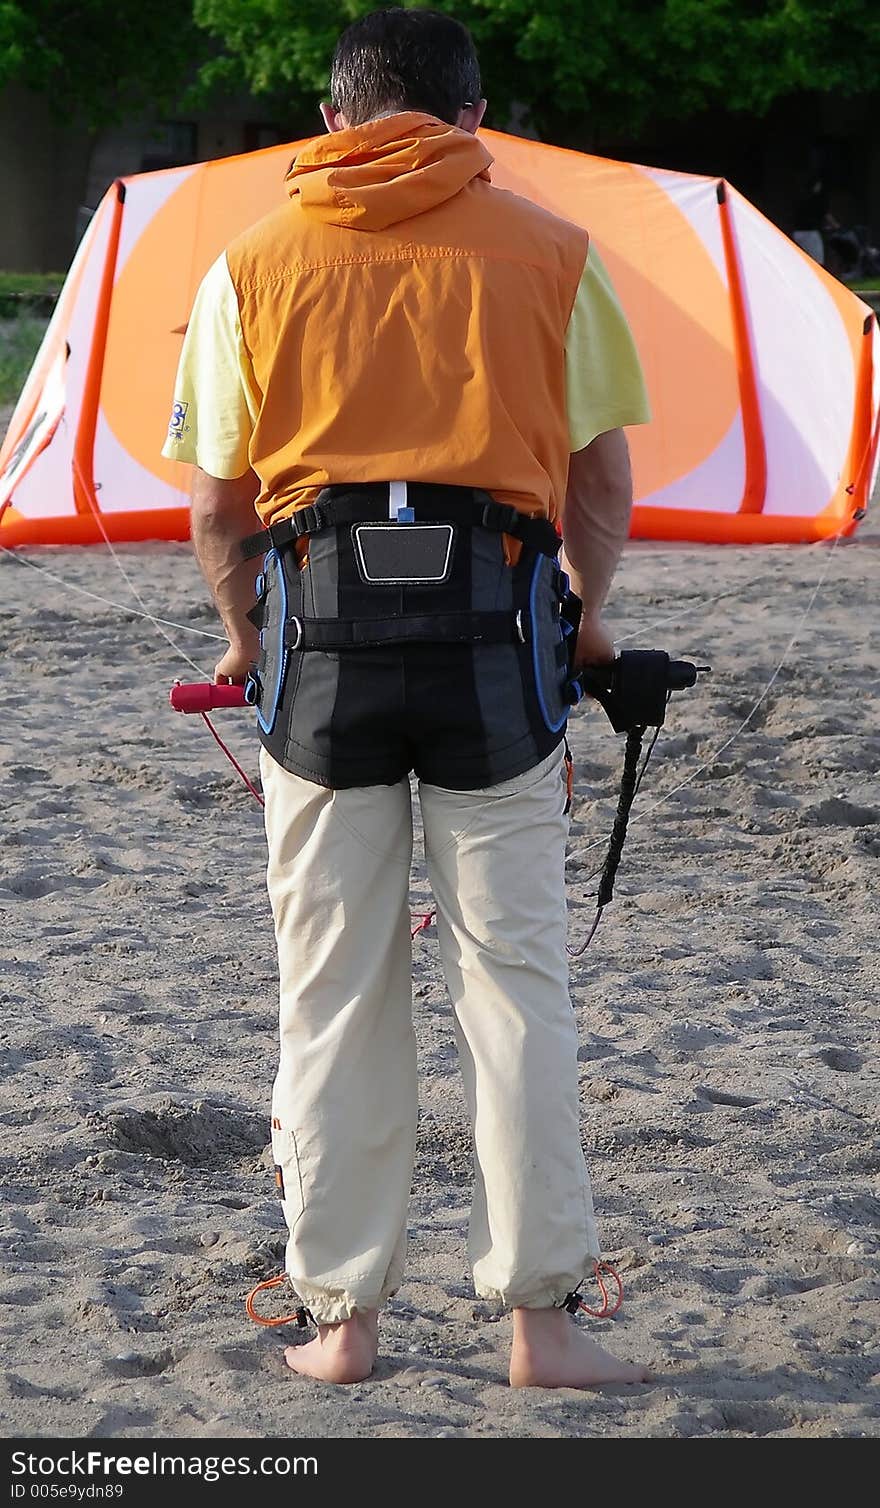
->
[163, 7, 652, 1389]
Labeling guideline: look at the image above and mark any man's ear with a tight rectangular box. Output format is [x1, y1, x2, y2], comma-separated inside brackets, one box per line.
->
[319, 102, 348, 133]
[457, 99, 488, 134]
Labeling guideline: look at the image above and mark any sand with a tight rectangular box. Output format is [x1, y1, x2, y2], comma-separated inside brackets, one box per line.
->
[0, 505, 878, 1438]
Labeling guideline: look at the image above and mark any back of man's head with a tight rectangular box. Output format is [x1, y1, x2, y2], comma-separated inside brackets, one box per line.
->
[330, 7, 482, 128]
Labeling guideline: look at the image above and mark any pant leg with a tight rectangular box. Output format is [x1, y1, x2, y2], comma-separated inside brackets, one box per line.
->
[261, 747, 416, 1323]
[419, 745, 600, 1309]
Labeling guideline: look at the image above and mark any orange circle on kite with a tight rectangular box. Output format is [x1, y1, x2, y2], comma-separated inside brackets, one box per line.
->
[101, 135, 739, 500]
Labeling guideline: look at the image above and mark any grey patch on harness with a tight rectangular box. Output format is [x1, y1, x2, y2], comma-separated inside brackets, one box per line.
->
[305, 530, 340, 617]
[352, 523, 455, 585]
[286, 531, 339, 769]
[469, 529, 534, 763]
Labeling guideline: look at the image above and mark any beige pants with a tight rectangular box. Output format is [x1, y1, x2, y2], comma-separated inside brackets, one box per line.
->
[261, 743, 600, 1324]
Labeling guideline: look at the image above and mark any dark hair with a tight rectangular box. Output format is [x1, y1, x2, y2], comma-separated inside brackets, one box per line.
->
[330, 8, 481, 128]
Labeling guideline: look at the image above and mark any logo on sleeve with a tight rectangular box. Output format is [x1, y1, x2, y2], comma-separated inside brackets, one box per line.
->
[167, 400, 190, 441]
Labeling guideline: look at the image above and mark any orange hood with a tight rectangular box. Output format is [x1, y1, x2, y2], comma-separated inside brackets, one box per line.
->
[285, 112, 493, 231]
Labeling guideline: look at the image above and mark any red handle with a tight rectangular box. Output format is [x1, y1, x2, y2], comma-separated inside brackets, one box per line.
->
[170, 682, 248, 713]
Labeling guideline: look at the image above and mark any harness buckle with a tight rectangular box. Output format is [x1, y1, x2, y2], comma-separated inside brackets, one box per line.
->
[298, 504, 322, 537]
[482, 501, 520, 536]
[288, 615, 303, 651]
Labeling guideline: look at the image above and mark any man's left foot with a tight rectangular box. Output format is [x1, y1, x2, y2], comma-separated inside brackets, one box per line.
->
[284, 1308, 379, 1384]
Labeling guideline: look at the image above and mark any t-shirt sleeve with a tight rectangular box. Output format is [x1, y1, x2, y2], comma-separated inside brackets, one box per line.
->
[564, 246, 651, 453]
[161, 252, 261, 478]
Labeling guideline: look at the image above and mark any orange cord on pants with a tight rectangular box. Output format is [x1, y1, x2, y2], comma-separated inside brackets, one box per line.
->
[245, 1273, 310, 1328]
[568, 1261, 624, 1318]
[245, 1260, 624, 1327]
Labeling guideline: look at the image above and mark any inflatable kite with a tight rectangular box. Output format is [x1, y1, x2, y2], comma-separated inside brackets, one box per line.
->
[1, 129, 877, 547]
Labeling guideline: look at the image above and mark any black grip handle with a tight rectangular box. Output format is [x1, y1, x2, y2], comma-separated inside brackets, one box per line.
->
[572, 650, 709, 733]
[667, 659, 697, 690]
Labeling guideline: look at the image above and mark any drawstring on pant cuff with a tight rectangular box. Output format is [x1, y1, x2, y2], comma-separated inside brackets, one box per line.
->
[559, 1261, 624, 1319]
[246, 1273, 312, 1329]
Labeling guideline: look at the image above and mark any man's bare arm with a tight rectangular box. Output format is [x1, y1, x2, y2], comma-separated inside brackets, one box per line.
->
[560, 427, 633, 667]
[190, 466, 262, 683]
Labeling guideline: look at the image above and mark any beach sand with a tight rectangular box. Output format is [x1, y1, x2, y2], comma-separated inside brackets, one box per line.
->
[0, 502, 878, 1438]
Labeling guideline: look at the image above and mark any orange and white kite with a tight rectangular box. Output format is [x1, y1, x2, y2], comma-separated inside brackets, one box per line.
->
[1, 130, 876, 546]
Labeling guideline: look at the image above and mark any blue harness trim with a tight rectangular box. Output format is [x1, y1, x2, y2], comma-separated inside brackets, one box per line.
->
[256, 548, 289, 736]
[530, 554, 569, 733]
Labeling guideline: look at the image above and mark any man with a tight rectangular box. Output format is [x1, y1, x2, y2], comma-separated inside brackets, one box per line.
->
[163, 7, 651, 1389]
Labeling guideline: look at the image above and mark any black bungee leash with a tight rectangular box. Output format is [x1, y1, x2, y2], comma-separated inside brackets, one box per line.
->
[566, 650, 710, 954]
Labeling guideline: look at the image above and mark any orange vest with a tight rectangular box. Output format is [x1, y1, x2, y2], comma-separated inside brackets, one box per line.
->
[226, 113, 589, 527]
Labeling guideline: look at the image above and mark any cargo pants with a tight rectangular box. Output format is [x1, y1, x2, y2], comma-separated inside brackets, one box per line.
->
[262, 741, 600, 1323]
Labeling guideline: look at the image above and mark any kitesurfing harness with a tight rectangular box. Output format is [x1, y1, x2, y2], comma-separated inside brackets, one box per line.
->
[239, 482, 581, 792]
[236, 481, 706, 899]
[566, 650, 708, 952]
[174, 480, 707, 926]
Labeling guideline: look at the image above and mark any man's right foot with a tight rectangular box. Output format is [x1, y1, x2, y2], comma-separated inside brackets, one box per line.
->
[509, 1305, 654, 1389]
[285, 1308, 379, 1384]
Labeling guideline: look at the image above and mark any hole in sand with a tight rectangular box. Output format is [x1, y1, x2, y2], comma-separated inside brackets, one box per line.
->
[101, 1101, 267, 1167]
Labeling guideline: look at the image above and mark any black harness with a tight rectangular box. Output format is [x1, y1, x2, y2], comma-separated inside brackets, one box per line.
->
[243, 482, 583, 790]
[241, 487, 563, 564]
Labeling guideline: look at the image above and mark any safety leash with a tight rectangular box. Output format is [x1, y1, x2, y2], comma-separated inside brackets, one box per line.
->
[565, 652, 707, 955]
[169, 681, 444, 932]
[199, 709, 265, 808]
[169, 681, 265, 807]
[565, 525, 849, 885]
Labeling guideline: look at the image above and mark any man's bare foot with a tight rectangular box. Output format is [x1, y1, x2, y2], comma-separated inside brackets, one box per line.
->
[509, 1306, 653, 1389]
[284, 1308, 379, 1384]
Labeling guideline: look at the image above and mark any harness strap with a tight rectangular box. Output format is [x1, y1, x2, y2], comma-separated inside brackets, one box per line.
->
[478, 501, 561, 557]
[242, 490, 561, 561]
[283, 609, 530, 651]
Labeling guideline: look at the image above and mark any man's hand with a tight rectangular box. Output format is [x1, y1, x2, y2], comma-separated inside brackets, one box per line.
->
[214, 641, 255, 685]
[574, 611, 615, 670]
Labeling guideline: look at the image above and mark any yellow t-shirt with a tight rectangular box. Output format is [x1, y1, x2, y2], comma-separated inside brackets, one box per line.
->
[163, 254, 260, 479]
[565, 249, 650, 450]
[162, 246, 649, 478]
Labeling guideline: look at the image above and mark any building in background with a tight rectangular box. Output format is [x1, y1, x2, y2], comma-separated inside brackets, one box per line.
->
[0, 84, 286, 272]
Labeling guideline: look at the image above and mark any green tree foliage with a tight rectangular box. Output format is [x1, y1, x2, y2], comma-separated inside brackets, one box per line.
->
[2, 2, 880, 139]
[0, 1, 204, 126]
[192, 0, 880, 141]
